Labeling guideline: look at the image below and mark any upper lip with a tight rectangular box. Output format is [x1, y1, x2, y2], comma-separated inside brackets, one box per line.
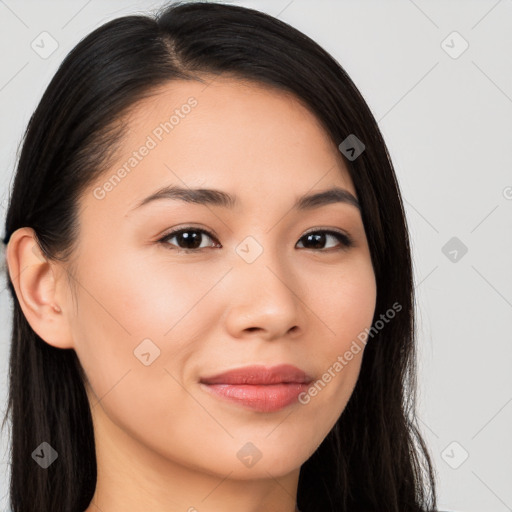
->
[200, 364, 313, 385]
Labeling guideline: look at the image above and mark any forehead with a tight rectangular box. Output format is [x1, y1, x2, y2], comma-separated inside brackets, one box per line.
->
[82, 76, 356, 218]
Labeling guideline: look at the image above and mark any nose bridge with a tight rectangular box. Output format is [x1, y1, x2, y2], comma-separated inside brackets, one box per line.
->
[234, 233, 291, 294]
[225, 233, 301, 336]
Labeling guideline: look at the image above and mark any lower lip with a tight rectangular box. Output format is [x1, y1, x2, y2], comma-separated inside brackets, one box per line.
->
[200, 382, 310, 412]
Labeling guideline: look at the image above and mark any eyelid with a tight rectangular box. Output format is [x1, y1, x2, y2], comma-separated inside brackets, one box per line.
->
[159, 223, 217, 238]
[302, 226, 351, 239]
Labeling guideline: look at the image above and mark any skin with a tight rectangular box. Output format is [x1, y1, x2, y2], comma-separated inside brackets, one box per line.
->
[6, 76, 377, 512]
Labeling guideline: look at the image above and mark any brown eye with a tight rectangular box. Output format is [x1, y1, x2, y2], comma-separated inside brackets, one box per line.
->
[159, 228, 220, 252]
[158, 227, 353, 253]
[296, 230, 353, 251]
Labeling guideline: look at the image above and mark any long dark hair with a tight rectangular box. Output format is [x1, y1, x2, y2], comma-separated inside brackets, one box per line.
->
[1, 2, 437, 511]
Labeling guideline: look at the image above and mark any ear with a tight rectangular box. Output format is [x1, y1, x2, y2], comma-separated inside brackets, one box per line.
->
[5, 227, 74, 349]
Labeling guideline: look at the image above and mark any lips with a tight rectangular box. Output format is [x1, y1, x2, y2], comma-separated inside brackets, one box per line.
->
[199, 364, 313, 385]
[199, 364, 313, 413]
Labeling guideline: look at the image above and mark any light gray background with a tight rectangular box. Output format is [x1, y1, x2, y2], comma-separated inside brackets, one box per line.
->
[0, 1, 511, 511]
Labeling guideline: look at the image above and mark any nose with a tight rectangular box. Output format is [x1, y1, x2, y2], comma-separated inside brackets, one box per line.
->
[222, 242, 305, 341]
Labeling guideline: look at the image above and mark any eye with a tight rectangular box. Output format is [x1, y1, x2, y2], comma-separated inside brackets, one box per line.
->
[158, 227, 220, 252]
[158, 226, 354, 253]
[296, 230, 354, 251]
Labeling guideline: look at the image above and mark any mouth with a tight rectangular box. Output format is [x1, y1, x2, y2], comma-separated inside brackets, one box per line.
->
[199, 364, 313, 413]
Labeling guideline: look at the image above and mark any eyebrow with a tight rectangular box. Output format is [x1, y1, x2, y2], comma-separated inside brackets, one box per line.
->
[129, 184, 360, 213]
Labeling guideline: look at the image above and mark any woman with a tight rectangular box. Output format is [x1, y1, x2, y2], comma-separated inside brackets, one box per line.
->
[1, 2, 438, 511]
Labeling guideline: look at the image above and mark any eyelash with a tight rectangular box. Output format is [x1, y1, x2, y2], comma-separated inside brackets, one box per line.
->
[157, 226, 354, 253]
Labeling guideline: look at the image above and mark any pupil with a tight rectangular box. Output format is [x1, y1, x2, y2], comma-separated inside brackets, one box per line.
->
[179, 231, 201, 249]
[306, 233, 325, 249]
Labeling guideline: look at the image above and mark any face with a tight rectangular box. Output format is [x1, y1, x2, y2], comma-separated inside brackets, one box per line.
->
[64, 76, 377, 479]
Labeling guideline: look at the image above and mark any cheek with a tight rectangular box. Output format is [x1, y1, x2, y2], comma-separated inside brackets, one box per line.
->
[70, 250, 228, 402]
[71, 256, 218, 466]
[76, 248, 215, 338]
[296, 256, 376, 435]
[309, 254, 377, 346]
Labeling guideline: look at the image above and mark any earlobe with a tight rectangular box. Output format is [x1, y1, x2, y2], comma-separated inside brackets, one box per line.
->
[5, 227, 74, 349]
